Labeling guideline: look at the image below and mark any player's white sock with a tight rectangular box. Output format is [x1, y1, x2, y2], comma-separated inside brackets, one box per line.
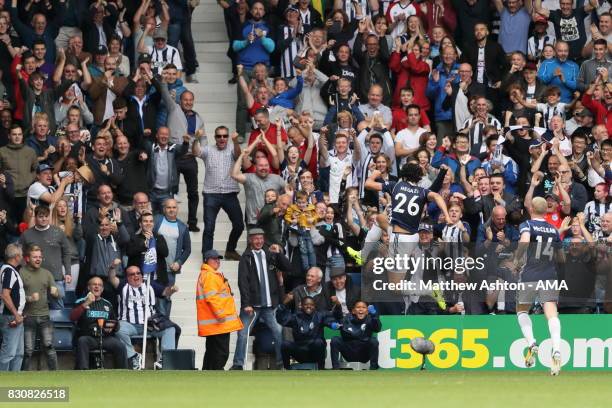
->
[517, 312, 536, 345]
[548, 317, 561, 353]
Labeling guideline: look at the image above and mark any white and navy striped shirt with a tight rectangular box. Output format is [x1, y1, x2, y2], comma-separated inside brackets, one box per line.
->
[342, 0, 371, 22]
[584, 201, 612, 234]
[536, 102, 567, 129]
[527, 34, 555, 61]
[280, 25, 302, 79]
[0, 264, 25, 315]
[148, 45, 183, 75]
[461, 115, 502, 155]
[117, 282, 156, 325]
[441, 222, 470, 260]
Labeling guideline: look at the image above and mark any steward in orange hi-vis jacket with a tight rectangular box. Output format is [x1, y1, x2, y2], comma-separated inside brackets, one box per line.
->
[197, 250, 243, 370]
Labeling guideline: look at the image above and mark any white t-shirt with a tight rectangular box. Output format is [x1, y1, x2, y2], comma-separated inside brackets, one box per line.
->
[325, 150, 356, 204]
[395, 127, 426, 166]
[27, 182, 54, 206]
[387, 2, 418, 39]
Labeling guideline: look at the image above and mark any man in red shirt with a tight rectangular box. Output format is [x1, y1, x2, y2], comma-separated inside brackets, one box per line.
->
[11, 52, 37, 122]
[582, 72, 612, 137]
[248, 108, 287, 171]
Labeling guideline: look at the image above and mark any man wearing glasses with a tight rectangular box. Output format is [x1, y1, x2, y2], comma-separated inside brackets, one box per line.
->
[110, 265, 177, 370]
[193, 126, 244, 261]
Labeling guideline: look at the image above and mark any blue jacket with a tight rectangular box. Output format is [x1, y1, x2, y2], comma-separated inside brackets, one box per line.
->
[232, 21, 275, 69]
[153, 214, 192, 267]
[426, 62, 460, 121]
[431, 149, 482, 177]
[275, 304, 336, 343]
[537, 58, 579, 103]
[270, 76, 303, 109]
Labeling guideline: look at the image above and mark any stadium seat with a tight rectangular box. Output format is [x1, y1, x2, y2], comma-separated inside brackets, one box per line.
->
[161, 349, 196, 370]
[64, 291, 77, 307]
[50, 308, 75, 352]
[53, 326, 75, 352]
[50, 308, 72, 323]
[289, 362, 318, 370]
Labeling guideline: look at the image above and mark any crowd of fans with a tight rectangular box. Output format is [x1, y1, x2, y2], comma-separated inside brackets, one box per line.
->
[0, 0, 611, 372]
[216, 0, 612, 368]
[0, 0, 200, 371]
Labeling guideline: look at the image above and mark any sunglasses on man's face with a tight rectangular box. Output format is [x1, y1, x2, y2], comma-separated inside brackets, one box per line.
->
[215, 134, 229, 139]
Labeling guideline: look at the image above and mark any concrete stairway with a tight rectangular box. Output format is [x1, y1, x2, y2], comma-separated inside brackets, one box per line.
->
[170, 1, 249, 370]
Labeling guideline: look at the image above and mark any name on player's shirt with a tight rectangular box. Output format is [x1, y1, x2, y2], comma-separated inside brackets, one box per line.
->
[397, 185, 421, 195]
[530, 225, 557, 234]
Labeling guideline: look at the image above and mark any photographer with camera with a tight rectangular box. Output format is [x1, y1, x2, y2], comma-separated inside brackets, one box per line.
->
[70, 276, 127, 369]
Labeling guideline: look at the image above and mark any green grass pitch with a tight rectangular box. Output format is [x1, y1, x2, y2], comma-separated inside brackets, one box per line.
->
[1, 371, 611, 408]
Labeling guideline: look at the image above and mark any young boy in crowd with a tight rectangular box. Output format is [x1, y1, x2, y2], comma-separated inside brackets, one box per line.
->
[330, 300, 382, 370]
[391, 87, 431, 132]
[285, 190, 320, 272]
[514, 86, 572, 129]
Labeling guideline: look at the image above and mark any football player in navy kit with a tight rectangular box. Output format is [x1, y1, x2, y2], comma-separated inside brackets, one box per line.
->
[513, 196, 565, 376]
[365, 162, 450, 283]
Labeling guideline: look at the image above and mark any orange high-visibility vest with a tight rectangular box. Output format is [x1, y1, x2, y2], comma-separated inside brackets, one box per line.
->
[196, 264, 243, 337]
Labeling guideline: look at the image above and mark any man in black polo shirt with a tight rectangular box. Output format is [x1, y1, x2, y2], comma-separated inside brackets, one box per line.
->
[70, 276, 127, 369]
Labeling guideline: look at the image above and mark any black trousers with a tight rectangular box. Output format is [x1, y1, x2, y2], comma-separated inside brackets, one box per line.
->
[281, 339, 326, 369]
[330, 337, 379, 369]
[76, 335, 128, 369]
[203, 332, 230, 370]
[181, 7, 198, 75]
[177, 156, 199, 226]
[12, 196, 26, 225]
